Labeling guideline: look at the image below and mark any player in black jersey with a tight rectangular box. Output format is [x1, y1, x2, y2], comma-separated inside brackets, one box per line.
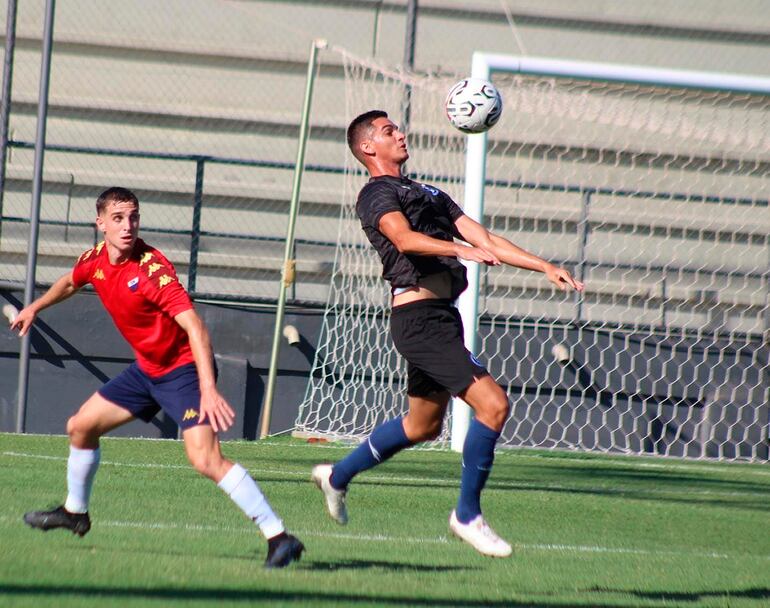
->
[312, 110, 583, 557]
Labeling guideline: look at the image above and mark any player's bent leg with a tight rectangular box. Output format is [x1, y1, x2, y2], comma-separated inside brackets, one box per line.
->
[311, 393, 446, 525]
[183, 425, 304, 568]
[181, 423, 232, 482]
[67, 391, 139, 449]
[459, 375, 510, 433]
[24, 392, 135, 537]
[448, 375, 512, 557]
[402, 390, 450, 442]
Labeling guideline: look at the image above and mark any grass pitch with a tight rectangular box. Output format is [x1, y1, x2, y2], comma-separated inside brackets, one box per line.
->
[1, 433, 768, 607]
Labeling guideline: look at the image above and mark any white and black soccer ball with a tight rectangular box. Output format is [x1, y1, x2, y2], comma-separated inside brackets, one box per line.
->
[444, 77, 503, 134]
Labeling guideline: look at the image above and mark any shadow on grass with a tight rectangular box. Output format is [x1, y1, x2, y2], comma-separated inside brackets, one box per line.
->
[0, 582, 645, 607]
[301, 558, 479, 573]
[591, 586, 770, 602]
[68, 546, 479, 574]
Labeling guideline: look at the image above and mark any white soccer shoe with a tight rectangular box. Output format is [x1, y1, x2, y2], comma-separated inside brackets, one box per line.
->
[311, 464, 348, 525]
[449, 510, 512, 558]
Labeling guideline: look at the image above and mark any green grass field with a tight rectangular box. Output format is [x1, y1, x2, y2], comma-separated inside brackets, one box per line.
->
[1, 433, 768, 607]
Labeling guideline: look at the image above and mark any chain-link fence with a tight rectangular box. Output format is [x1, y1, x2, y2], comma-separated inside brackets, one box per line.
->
[2, 1, 769, 304]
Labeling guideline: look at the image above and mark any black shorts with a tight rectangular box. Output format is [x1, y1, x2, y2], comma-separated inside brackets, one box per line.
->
[390, 299, 488, 397]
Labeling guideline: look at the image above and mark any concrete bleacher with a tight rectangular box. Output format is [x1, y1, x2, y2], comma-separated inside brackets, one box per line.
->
[0, 1, 767, 335]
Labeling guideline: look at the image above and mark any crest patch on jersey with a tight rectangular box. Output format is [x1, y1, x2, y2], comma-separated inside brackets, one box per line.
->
[127, 276, 139, 291]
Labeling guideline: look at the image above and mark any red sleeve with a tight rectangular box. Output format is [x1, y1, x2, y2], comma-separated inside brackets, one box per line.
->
[138, 250, 193, 317]
[71, 243, 103, 288]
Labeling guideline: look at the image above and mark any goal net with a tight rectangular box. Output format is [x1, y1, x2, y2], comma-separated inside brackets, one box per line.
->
[296, 48, 770, 462]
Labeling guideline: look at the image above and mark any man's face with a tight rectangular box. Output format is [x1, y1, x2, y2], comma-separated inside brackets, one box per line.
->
[363, 117, 409, 164]
[96, 200, 140, 256]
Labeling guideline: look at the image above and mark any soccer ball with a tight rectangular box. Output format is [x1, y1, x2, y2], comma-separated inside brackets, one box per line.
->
[444, 78, 503, 134]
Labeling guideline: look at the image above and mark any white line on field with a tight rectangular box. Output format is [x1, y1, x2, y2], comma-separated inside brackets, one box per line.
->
[2, 450, 765, 499]
[2, 431, 768, 477]
[2, 514, 767, 561]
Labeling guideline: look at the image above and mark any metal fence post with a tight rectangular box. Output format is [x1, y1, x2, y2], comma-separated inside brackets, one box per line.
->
[188, 157, 205, 294]
[16, 0, 55, 433]
[575, 189, 593, 324]
[0, 0, 19, 245]
[400, 0, 418, 136]
[261, 39, 324, 439]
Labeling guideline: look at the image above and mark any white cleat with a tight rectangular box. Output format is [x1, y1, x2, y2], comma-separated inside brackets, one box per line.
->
[449, 510, 512, 558]
[311, 464, 348, 525]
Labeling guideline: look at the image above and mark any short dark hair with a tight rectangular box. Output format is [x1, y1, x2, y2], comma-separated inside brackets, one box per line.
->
[347, 110, 388, 162]
[96, 187, 139, 215]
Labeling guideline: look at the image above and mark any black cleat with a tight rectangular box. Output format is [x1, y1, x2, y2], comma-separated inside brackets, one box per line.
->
[23, 505, 91, 537]
[264, 533, 305, 569]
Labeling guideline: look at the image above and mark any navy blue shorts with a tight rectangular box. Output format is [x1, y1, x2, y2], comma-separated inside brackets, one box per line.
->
[390, 299, 489, 397]
[98, 362, 205, 430]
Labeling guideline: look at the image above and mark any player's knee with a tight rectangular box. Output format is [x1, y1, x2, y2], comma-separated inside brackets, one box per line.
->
[482, 396, 510, 432]
[186, 449, 222, 480]
[66, 414, 92, 443]
[412, 419, 444, 442]
[424, 418, 444, 441]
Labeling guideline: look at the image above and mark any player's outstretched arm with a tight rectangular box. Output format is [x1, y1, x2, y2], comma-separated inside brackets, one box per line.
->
[378, 211, 500, 265]
[10, 272, 80, 337]
[174, 309, 235, 433]
[454, 215, 584, 292]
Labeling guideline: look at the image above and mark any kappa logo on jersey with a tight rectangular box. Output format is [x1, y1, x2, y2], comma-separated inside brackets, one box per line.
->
[139, 251, 153, 266]
[157, 274, 174, 288]
[92, 268, 105, 280]
[147, 262, 164, 277]
[127, 276, 139, 291]
[420, 184, 439, 196]
[182, 408, 198, 421]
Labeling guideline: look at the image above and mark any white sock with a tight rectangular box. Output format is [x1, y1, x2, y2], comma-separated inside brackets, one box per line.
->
[64, 446, 101, 514]
[218, 463, 284, 538]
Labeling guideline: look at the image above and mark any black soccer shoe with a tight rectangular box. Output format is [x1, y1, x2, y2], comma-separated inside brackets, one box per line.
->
[23, 505, 91, 537]
[264, 533, 305, 569]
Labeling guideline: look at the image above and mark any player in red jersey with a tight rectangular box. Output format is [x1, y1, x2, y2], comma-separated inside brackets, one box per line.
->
[11, 187, 303, 568]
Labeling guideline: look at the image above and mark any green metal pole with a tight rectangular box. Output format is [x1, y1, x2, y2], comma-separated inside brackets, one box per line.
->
[260, 39, 325, 439]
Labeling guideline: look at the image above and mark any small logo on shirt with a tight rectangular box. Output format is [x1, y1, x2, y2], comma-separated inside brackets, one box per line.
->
[139, 251, 153, 266]
[92, 268, 105, 280]
[470, 353, 484, 368]
[127, 277, 139, 291]
[158, 274, 174, 288]
[182, 408, 198, 421]
[420, 184, 439, 196]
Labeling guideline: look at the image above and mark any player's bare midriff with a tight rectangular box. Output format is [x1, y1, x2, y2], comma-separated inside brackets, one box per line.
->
[391, 271, 453, 307]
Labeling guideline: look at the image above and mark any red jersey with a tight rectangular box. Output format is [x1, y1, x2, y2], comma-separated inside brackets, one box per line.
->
[71, 239, 195, 377]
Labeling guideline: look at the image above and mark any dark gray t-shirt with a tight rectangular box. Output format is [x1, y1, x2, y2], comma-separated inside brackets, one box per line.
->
[355, 175, 468, 299]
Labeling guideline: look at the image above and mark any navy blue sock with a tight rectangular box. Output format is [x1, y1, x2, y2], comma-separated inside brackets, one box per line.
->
[456, 418, 500, 524]
[330, 417, 413, 490]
